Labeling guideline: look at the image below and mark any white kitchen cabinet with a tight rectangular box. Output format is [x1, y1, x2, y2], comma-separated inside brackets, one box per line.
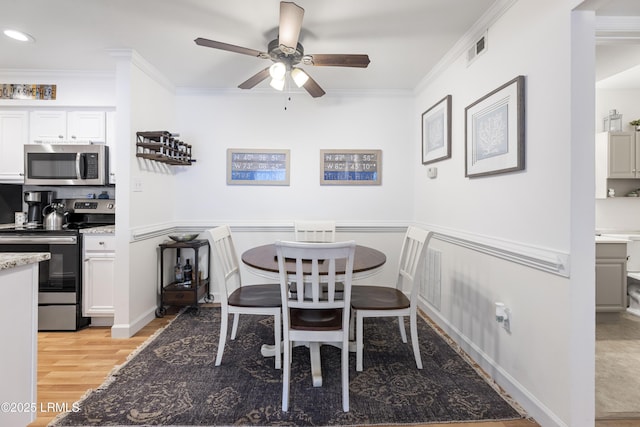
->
[83, 234, 115, 323]
[30, 110, 106, 143]
[0, 110, 28, 183]
[596, 240, 628, 312]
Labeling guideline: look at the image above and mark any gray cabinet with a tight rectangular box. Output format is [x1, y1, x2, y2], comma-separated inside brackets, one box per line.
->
[596, 241, 628, 312]
[596, 131, 640, 198]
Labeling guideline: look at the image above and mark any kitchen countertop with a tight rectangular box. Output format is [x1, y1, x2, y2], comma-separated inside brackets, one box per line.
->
[596, 235, 631, 243]
[80, 225, 115, 234]
[0, 223, 115, 233]
[0, 253, 50, 271]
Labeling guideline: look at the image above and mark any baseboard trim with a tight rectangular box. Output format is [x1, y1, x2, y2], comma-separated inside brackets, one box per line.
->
[420, 300, 568, 427]
[110, 306, 157, 339]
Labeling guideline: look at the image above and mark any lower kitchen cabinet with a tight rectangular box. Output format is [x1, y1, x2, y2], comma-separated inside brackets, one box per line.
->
[83, 234, 115, 323]
[596, 240, 628, 312]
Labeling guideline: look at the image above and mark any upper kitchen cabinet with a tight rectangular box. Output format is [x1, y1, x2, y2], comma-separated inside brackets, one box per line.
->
[595, 131, 640, 198]
[0, 111, 28, 183]
[29, 110, 106, 143]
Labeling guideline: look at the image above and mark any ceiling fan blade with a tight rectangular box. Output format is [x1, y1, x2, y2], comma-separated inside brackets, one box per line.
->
[238, 67, 271, 89]
[302, 74, 326, 98]
[278, 2, 304, 53]
[304, 54, 371, 68]
[194, 37, 267, 58]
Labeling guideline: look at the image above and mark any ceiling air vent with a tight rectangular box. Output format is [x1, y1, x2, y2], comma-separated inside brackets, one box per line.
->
[467, 31, 488, 66]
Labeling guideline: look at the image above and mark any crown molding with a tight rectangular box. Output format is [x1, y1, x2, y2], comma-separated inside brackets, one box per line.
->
[414, 0, 518, 93]
[596, 16, 640, 44]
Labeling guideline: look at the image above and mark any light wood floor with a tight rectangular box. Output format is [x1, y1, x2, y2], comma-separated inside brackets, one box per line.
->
[28, 308, 542, 427]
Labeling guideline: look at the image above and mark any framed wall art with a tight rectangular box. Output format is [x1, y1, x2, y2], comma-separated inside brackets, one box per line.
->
[421, 95, 452, 165]
[465, 75, 525, 178]
[227, 148, 290, 185]
[320, 149, 381, 185]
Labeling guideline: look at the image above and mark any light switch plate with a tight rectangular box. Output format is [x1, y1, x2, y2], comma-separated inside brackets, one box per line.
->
[427, 167, 437, 179]
[132, 177, 143, 192]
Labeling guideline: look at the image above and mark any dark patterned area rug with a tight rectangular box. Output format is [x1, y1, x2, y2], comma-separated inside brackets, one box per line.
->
[52, 307, 525, 426]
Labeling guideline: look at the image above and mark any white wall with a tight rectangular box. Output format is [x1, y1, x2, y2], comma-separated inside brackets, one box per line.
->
[112, 52, 179, 337]
[173, 90, 414, 224]
[413, 0, 593, 425]
[0, 71, 115, 108]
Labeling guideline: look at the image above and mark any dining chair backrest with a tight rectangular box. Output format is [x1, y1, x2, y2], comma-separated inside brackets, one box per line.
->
[204, 225, 241, 307]
[276, 240, 355, 309]
[396, 226, 432, 298]
[294, 220, 336, 243]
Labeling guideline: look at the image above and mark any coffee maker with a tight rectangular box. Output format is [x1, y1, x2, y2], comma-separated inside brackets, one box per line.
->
[24, 191, 53, 228]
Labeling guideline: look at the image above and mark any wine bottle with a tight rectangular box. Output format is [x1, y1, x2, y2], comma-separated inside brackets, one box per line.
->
[174, 256, 183, 284]
[183, 258, 193, 286]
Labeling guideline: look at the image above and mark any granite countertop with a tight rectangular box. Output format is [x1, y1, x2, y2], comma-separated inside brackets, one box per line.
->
[0, 223, 115, 233]
[0, 253, 51, 271]
[80, 225, 115, 234]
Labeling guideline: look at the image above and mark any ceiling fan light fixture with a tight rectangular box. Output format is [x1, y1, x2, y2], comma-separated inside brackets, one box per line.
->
[3, 29, 35, 43]
[269, 62, 287, 80]
[270, 77, 285, 91]
[291, 67, 309, 88]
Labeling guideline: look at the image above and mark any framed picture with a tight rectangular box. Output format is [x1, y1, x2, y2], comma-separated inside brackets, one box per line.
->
[227, 148, 290, 185]
[465, 76, 525, 178]
[422, 95, 452, 165]
[320, 149, 381, 185]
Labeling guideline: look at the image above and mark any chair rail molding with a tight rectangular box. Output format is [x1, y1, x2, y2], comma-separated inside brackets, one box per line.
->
[130, 220, 569, 277]
[418, 223, 570, 278]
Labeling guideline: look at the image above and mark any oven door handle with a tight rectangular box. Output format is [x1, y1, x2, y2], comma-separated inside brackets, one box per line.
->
[0, 236, 77, 245]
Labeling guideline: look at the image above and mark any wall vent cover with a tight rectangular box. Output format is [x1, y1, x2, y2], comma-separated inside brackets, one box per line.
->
[467, 31, 488, 66]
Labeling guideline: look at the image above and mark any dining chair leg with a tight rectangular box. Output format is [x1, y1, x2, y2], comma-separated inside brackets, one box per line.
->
[230, 313, 240, 340]
[398, 315, 408, 343]
[409, 312, 423, 369]
[282, 339, 291, 411]
[348, 308, 356, 341]
[341, 338, 349, 411]
[356, 312, 364, 371]
[215, 309, 229, 366]
[274, 312, 282, 369]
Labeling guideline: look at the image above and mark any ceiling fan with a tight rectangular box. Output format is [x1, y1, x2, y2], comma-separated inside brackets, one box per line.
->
[194, 1, 370, 98]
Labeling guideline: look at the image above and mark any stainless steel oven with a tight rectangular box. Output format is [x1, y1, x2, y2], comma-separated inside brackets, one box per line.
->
[0, 230, 89, 331]
[24, 143, 109, 186]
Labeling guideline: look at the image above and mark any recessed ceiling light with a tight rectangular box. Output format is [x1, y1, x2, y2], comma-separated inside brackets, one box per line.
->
[3, 29, 35, 43]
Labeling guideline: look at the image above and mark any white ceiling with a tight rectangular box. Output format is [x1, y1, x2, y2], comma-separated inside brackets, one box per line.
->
[1, 0, 639, 94]
[0, 0, 498, 93]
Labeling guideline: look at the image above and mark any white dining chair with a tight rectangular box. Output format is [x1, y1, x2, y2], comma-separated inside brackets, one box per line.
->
[276, 240, 356, 412]
[294, 220, 336, 242]
[205, 225, 282, 369]
[350, 226, 433, 371]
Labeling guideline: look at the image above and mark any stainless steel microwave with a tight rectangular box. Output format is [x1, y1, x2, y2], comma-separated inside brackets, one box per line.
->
[24, 143, 109, 186]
